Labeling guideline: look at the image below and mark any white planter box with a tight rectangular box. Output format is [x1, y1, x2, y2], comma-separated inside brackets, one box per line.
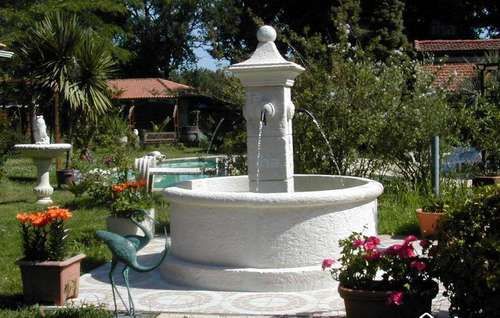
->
[106, 208, 155, 237]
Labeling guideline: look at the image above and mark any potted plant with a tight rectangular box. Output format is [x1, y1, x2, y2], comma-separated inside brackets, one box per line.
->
[16, 206, 85, 305]
[323, 233, 438, 318]
[416, 197, 449, 237]
[106, 179, 157, 236]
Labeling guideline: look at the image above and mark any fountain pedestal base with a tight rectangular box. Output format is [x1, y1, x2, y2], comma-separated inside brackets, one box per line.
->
[33, 158, 54, 205]
[161, 255, 335, 292]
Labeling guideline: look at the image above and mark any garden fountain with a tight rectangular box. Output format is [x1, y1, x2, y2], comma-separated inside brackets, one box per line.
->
[14, 115, 72, 204]
[160, 26, 383, 292]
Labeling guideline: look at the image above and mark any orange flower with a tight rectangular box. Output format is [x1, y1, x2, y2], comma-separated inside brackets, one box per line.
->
[30, 212, 50, 228]
[16, 213, 31, 224]
[112, 184, 125, 193]
[47, 207, 72, 221]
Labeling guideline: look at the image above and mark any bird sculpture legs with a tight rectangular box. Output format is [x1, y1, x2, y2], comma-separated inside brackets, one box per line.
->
[109, 259, 134, 317]
[123, 266, 135, 316]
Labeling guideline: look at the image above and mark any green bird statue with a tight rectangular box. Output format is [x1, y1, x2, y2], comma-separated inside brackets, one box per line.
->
[96, 211, 169, 317]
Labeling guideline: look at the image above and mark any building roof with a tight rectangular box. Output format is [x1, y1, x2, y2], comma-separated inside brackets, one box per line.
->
[107, 78, 192, 100]
[422, 63, 476, 91]
[415, 39, 500, 52]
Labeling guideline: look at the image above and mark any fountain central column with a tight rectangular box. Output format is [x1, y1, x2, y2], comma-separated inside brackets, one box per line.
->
[229, 26, 304, 193]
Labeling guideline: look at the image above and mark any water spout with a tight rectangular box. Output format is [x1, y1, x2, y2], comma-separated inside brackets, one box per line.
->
[206, 118, 225, 155]
[260, 110, 267, 126]
[296, 108, 342, 175]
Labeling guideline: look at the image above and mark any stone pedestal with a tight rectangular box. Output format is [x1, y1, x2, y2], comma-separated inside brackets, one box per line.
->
[229, 25, 304, 193]
[33, 158, 54, 204]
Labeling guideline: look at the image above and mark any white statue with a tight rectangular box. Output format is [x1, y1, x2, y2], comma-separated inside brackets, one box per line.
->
[33, 115, 50, 144]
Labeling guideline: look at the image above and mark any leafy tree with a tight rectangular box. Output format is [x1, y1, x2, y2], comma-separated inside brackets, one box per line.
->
[15, 12, 115, 167]
[120, 0, 200, 77]
[404, 0, 500, 41]
[0, 0, 129, 61]
[289, 31, 459, 188]
[362, 0, 407, 59]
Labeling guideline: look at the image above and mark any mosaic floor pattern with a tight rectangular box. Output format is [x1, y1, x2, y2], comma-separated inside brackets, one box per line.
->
[73, 237, 450, 317]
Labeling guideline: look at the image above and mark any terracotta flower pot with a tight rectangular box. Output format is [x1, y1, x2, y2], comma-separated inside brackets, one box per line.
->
[416, 208, 445, 238]
[339, 282, 437, 318]
[16, 254, 85, 305]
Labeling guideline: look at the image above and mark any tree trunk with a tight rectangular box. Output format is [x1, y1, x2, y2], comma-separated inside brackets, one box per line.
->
[54, 91, 62, 169]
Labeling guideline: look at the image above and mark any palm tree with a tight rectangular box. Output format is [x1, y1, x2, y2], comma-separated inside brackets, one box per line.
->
[16, 12, 114, 167]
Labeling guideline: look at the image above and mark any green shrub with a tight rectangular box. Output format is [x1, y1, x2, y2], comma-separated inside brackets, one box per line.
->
[431, 185, 500, 317]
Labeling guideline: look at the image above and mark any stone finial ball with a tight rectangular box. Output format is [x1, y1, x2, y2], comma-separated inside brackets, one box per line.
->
[257, 25, 276, 42]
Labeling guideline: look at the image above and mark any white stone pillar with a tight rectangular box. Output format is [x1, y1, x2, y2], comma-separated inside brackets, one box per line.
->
[229, 25, 304, 193]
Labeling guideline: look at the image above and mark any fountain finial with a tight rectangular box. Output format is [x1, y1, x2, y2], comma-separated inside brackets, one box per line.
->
[257, 25, 276, 43]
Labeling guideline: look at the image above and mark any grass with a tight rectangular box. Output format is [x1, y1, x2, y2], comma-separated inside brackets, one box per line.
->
[0, 144, 204, 316]
[378, 187, 424, 236]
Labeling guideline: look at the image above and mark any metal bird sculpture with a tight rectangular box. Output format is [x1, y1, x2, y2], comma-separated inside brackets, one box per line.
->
[96, 211, 169, 317]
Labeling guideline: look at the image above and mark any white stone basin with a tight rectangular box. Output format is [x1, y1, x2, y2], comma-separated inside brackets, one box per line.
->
[14, 143, 72, 204]
[14, 143, 72, 159]
[161, 175, 383, 292]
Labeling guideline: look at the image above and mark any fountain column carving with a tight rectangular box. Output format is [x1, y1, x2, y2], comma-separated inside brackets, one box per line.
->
[229, 25, 304, 193]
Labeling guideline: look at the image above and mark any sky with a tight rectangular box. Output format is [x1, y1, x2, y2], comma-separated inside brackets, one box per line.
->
[194, 45, 229, 70]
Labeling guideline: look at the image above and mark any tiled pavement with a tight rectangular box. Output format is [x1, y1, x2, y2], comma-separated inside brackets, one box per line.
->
[72, 236, 450, 317]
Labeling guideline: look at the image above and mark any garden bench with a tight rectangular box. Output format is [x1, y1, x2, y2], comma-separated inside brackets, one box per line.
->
[142, 131, 176, 145]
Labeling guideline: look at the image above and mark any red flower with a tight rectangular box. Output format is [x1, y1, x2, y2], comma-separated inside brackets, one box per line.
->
[352, 239, 364, 248]
[387, 291, 404, 305]
[398, 244, 416, 258]
[404, 235, 417, 244]
[419, 239, 431, 249]
[410, 260, 427, 271]
[364, 236, 380, 250]
[322, 258, 335, 270]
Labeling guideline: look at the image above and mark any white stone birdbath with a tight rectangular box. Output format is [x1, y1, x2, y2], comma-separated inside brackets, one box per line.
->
[14, 143, 72, 204]
[160, 26, 383, 292]
[14, 115, 72, 205]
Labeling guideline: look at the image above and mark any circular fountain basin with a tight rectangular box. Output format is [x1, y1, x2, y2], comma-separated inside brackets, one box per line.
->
[14, 144, 72, 159]
[161, 174, 383, 292]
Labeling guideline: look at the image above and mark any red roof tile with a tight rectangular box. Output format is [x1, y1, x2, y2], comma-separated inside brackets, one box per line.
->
[107, 78, 192, 100]
[415, 39, 500, 52]
[422, 63, 476, 91]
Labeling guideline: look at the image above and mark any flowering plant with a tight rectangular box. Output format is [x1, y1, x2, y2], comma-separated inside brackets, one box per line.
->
[323, 233, 437, 306]
[17, 206, 72, 261]
[109, 179, 155, 220]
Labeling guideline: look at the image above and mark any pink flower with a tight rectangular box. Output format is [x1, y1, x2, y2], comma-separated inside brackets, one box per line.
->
[352, 239, 364, 248]
[410, 260, 427, 271]
[404, 235, 418, 244]
[387, 291, 404, 305]
[419, 239, 431, 249]
[363, 236, 381, 250]
[364, 249, 382, 261]
[398, 244, 416, 258]
[322, 258, 335, 270]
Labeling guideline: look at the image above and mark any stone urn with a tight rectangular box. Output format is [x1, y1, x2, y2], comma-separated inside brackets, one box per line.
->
[106, 208, 155, 237]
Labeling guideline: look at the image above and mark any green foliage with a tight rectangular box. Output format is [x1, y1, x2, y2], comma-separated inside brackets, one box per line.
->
[290, 32, 458, 188]
[0, 114, 27, 179]
[121, 0, 200, 77]
[92, 111, 130, 148]
[0, 0, 129, 61]
[3, 304, 112, 318]
[431, 185, 500, 318]
[326, 233, 437, 300]
[14, 11, 115, 143]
